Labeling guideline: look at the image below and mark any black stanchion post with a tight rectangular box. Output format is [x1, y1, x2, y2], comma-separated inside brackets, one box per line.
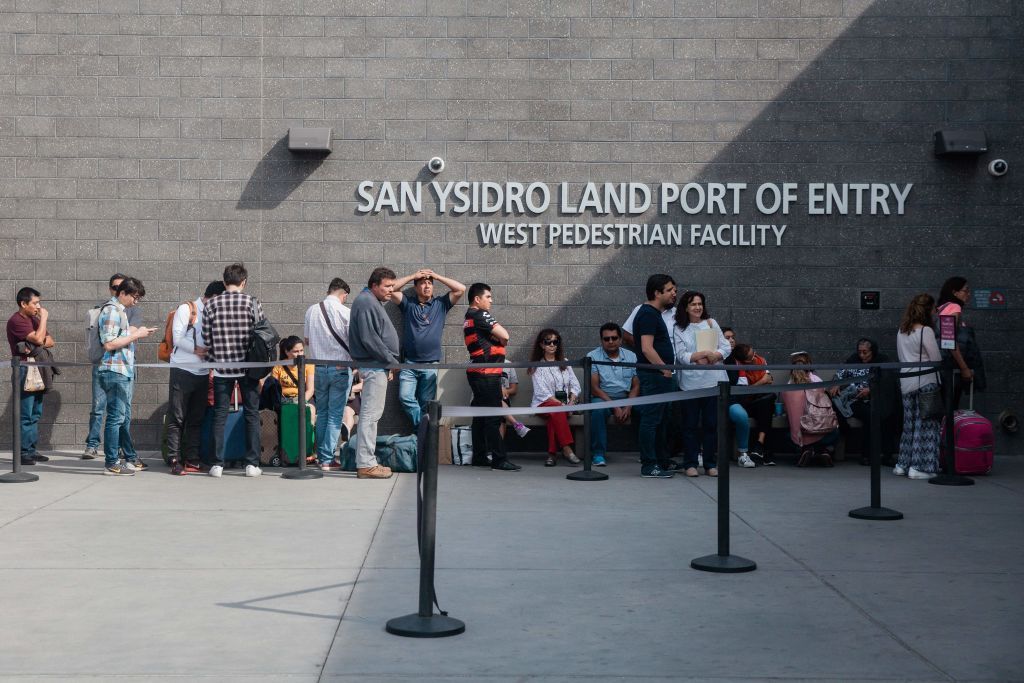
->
[691, 381, 755, 573]
[2, 357, 38, 484]
[850, 367, 903, 520]
[930, 367, 974, 487]
[282, 355, 322, 480]
[568, 356, 608, 482]
[387, 401, 465, 637]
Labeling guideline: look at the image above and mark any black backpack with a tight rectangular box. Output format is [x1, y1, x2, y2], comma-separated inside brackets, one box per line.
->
[246, 310, 280, 381]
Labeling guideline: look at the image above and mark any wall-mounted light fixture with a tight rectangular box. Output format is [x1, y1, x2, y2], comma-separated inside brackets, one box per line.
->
[933, 129, 987, 157]
[288, 127, 332, 155]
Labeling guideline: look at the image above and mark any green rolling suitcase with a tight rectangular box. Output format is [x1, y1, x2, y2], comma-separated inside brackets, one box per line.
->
[279, 403, 315, 465]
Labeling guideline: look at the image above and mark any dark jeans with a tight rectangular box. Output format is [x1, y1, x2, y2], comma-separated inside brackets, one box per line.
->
[18, 366, 44, 457]
[682, 395, 718, 469]
[165, 368, 208, 463]
[467, 372, 506, 466]
[636, 371, 675, 469]
[211, 375, 260, 468]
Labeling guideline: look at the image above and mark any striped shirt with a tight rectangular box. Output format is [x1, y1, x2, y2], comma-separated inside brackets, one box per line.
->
[98, 298, 134, 378]
[201, 290, 263, 378]
[463, 307, 505, 375]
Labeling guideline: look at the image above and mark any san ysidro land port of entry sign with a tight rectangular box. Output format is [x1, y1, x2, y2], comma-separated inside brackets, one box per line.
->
[356, 181, 913, 248]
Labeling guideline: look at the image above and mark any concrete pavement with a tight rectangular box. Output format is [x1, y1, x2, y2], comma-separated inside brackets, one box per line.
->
[1, 450, 1021, 682]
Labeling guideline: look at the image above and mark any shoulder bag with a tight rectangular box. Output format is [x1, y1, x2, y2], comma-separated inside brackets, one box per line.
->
[320, 302, 349, 353]
[916, 328, 945, 420]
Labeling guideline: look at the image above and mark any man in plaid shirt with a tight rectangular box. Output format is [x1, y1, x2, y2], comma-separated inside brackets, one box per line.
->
[201, 263, 266, 478]
[97, 277, 157, 475]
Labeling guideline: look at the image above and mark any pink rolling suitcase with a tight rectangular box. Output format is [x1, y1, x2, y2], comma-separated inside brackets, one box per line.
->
[941, 384, 994, 475]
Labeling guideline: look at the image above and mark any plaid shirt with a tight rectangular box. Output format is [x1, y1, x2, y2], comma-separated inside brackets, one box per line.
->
[201, 290, 263, 378]
[98, 298, 134, 378]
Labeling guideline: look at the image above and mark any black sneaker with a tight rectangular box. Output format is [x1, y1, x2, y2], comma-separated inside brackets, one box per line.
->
[32, 454, 49, 462]
[641, 465, 674, 478]
[132, 459, 149, 471]
[492, 460, 521, 471]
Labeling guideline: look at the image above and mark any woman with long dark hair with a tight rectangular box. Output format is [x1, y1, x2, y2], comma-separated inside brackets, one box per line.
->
[271, 336, 315, 406]
[528, 328, 581, 467]
[895, 294, 942, 479]
[936, 276, 978, 410]
[671, 290, 731, 477]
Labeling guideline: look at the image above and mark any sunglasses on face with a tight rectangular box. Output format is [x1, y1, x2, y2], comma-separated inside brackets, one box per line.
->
[541, 339, 559, 346]
[602, 336, 619, 342]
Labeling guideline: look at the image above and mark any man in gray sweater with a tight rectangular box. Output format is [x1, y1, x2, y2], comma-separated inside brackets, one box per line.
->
[349, 266, 401, 479]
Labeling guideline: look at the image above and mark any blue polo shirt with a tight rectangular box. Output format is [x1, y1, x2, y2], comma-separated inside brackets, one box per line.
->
[399, 293, 454, 362]
[587, 346, 638, 396]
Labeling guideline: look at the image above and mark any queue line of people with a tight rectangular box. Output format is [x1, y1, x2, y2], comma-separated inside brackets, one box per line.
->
[7, 270, 981, 481]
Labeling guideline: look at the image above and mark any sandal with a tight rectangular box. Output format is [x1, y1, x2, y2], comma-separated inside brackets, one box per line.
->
[564, 451, 581, 465]
[544, 455, 557, 467]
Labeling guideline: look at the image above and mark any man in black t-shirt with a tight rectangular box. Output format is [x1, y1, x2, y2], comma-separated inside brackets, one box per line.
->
[463, 282, 520, 471]
[633, 274, 678, 478]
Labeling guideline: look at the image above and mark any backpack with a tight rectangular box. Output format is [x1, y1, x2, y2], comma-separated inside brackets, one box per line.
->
[800, 388, 838, 434]
[245, 304, 280, 380]
[157, 300, 198, 362]
[339, 434, 419, 473]
[85, 303, 117, 363]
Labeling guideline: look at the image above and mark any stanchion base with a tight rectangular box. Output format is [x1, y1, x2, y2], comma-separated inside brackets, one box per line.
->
[567, 469, 609, 481]
[928, 474, 974, 487]
[281, 468, 323, 480]
[386, 613, 465, 638]
[0, 471, 39, 484]
[849, 506, 903, 521]
[690, 553, 756, 573]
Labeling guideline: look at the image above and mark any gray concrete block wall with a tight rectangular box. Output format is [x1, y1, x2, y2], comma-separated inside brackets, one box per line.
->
[0, 0, 1021, 452]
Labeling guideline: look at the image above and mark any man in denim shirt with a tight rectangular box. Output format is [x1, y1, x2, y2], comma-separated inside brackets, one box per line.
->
[97, 277, 156, 475]
[587, 323, 639, 467]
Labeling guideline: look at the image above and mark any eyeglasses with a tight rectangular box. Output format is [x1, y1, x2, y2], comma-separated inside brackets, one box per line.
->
[602, 336, 619, 342]
[541, 339, 559, 346]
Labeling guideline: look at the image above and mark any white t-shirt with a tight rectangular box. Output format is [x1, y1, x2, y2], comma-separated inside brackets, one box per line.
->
[622, 304, 676, 335]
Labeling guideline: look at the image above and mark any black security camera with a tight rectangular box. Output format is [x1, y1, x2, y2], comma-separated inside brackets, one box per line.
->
[428, 157, 445, 174]
[988, 159, 1008, 177]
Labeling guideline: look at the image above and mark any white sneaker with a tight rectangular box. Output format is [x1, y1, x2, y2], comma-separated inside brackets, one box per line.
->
[892, 465, 907, 476]
[738, 453, 755, 468]
[245, 465, 262, 477]
[513, 422, 530, 438]
[908, 467, 936, 480]
[209, 465, 223, 478]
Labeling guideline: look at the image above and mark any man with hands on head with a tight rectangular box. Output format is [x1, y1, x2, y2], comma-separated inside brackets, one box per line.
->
[390, 268, 466, 429]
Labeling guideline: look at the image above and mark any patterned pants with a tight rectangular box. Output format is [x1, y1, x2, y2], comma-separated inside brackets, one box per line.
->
[897, 383, 941, 473]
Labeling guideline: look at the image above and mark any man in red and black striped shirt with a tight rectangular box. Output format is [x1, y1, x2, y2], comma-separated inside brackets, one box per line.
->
[463, 283, 519, 471]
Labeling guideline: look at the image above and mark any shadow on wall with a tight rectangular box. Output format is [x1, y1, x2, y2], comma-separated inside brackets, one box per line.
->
[238, 136, 328, 210]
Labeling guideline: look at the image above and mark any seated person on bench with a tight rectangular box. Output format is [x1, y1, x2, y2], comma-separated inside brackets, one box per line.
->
[826, 337, 900, 466]
[784, 351, 839, 467]
[725, 342, 775, 467]
[587, 322, 639, 467]
[271, 336, 316, 413]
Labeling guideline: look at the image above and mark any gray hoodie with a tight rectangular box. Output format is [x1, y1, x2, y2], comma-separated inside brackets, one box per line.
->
[349, 287, 400, 365]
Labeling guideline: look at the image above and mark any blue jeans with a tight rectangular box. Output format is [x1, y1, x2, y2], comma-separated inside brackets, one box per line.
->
[314, 365, 351, 464]
[86, 365, 104, 448]
[19, 366, 45, 457]
[683, 395, 718, 469]
[728, 403, 750, 452]
[398, 366, 438, 428]
[98, 371, 137, 467]
[87, 365, 132, 449]
[590, 392, 628, 457]
[637, 372, 675, 469]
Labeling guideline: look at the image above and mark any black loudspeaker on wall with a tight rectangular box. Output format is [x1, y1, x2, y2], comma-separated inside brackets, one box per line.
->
[934, 129, 988, 157]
